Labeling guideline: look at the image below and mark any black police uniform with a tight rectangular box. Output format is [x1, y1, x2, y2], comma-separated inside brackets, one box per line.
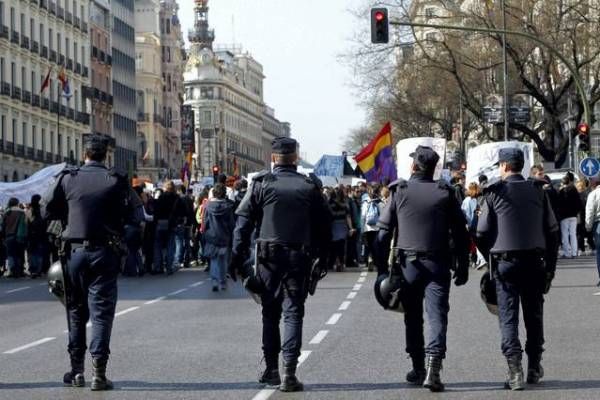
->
[476, 148, 559, 389]
[42, 136, 135, 390]
[376, 146, 470, 392]
[231, 137, 331, 392]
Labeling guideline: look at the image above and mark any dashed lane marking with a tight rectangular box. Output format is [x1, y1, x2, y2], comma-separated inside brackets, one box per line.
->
[339, 301, 351, 311]
[3, 337, 56, 354]
[168, 288, 188, 296]
[326, 313, 342, 325]
[145, 296, 167, 305]
[360, 272, 368, 277]
[594, 292, 600, 296]
[5, 286, 31, 294]
[347, 292, 357, 299]
[189, 281, 205, 288]
[298, 350, 311, 365]
[114, 306, 140, 317]
[352, 284, 362, 291]
[357, 277, 366, 283]
[309, 330, 329, 344]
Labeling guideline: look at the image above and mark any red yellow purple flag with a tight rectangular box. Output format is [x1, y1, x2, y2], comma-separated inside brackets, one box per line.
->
[354, 122, 397, 183]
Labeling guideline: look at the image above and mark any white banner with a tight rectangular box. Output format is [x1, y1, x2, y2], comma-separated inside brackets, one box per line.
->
[0, 163, 66, 206]
[396, 137, 447, 180]
[466, 141, 534, 185]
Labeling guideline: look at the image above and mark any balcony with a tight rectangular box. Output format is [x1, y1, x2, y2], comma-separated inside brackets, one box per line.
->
[55, 154, 62, 163]
[49, 50, 57, 62]
[1, 82, 10, 96]
[92, 46, 98, 58]
[74, 16, 80, 28]
[99, 50, 106, 63]
[41, 45, 48, 58]
[77, 112, 90, 125]
[32, 41, 39, 53]
[108, 94, 113, 105]
[11, 30, 19, 44]
[66, 12, 72, 24]
[45, 152, 53, 163]
[83, 66, 88, 77]
[67, 108, 74, 120]
[11, 86, 21, 100]
[50, 101, 58, 113]
[75, 63, 81, 74]
[67, 59, 73, 70]
[82, 22, 88, 33]
[106, 54, 112, 65]
[4, 141, 14, 154]
[40, 0, 47, 9]
[93, 88, 100, 100]
[35, 149, 43, 161]
[59, 105, 67, 116]
[0, 26, 8, 39]
[59, 54, 65, 65]
[22, 90, 31, 104]
[16, 144, 25, 157]
[21, 36, 30, 50]
[42, 98, 49, 110]
[32, 94, 40, 107]
[153, 114, 163, 125]
[57, 7, 64, 19]
[30, 0, 38, 5]
[26, 147, 34, 159]
[137, 112, 150, 122]
[100, 91, 107, 103]
[49, 1, 56, 14]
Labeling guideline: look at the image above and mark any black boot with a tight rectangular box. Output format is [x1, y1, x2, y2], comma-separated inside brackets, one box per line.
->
[526, 355, 544, 384]
[279, 362, 304, 392]
[505, 355, 525, 391]
[63, 357, 85, 387]
[406, 356, 426, 385]
[259, 368, 281, 386]
[423, 355, 444, 392]
[90, 358, 113, 391]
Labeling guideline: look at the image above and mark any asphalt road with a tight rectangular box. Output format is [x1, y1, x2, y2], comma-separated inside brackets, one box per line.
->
[0, 256, 599, 400]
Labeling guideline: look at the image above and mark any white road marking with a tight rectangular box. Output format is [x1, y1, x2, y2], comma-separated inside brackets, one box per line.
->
[144, 296, 167, 305]
[326, 313, 342, 325]
[357, 277, 366, 283]
[168, 288, 188, 296]
[594, 292, 600, 296]
[309, 330, 329, 344]
[339, 301, 351, 311]
[114, 306, 140, 317]
[5, 286, 31, 294]
[251, 350, 312, 400]
[352, 284, 362, 291]
[347, 292, 357, 299]
[360, 272, 368, 277]
[189, 281, 205, 288]
[3, 337, 56, 354]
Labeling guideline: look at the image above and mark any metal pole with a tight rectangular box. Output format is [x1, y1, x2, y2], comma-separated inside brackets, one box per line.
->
[391, 21, 592, 127]
[56, 83, 60, 161]
[568, 97, 573, 169]
[501, 0, 509, 141]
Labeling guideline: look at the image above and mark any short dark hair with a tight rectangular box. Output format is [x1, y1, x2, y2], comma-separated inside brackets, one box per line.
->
[503, 160, 524, 173]
[413, 162, 436, 177]
[30, 194, 41, 205]
[85, 147, 107, 162]
[273, 153, 297, 165]
[213, 183, 226, 199]
[7, 197, 19, 208]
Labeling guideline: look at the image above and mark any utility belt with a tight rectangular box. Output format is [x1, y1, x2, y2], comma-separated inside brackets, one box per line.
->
[392, 248, 449, 263]
[491, 249, 544, 262]
[67, 239, 109, 250]
[66, 236, 127, 257]
[256, 240, 309, 261]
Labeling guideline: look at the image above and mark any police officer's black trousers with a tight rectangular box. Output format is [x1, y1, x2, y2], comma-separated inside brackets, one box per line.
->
[402, 257, 451, 359]
[494, 254, 545, 359]
[66, 246, 119, 361]
[258, 247, 308, 367]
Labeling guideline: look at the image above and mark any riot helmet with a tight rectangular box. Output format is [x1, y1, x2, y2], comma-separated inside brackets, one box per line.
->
[374, 273, 405, 313]
[48, 261, 66, 305]
[480, 271, 498, 315]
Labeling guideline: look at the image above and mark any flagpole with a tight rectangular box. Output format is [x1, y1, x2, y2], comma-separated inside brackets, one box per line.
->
[57, 80, 60, 163]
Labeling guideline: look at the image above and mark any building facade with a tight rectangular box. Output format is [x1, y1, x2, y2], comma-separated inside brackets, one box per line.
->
[89, 0, 111, 144]
[0, 0, 91, 181]
[183, 0, 289, 179]
[110, 0, 136, 170]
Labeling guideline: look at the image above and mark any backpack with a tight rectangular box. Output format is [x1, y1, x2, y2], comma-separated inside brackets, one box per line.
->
[366, 201, 380, 226]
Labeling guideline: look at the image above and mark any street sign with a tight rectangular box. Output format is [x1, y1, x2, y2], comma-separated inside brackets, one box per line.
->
[508, 105, 531, 123]
[579, 157, 600, 178]
[482, 94, 504, 124]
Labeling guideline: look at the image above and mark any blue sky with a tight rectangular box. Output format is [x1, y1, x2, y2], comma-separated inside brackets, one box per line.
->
[178, 0, 365, 163]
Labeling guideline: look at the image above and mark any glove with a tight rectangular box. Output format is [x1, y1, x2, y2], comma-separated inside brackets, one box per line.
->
[453, 267, 468, 286]
[543, 271, 555, 294]
[228, 252, 247, 282]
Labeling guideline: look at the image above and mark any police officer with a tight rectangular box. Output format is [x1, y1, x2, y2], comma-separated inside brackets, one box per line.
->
[476, 148, 559, 391]
[376, 146, 470, 392]
[43, 134, 136, 391]
[230, 137, 331, 393]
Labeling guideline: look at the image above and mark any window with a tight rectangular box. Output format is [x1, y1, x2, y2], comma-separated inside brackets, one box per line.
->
[73, 0, 77, 17]
[425, 32, 438, 41]
[22, 122, 27, 146]
[66, 37, 70, 57]
[49, 28, 53, 49]
[80, 5, 84, 22]
[425, 8, 436, 18]
[67, 136, 71, 159]
[58, 133, 62, 156]
[42, 128, 46, 151]
[32, 125, 36, 150]
[10, 61, 15, 85]
[20, 13, 24, 35]
[50, 131, 55, 154]
[10, 7, 14, 30]
[31, 71, 35, 92]
[30, 18, 34, 40]
[166, 18, 170, 34]
[57, 33, 61, 54]
[75, 138, 79, 162]
[0, 3, 3, 28]
[74, 42, 77, 63]
[0, 57, 3, 82]
[11, 118, 16, 143]
[0, 115, 4, 142]
[21, 66, 25, 90]
[81, 46, 85, 66]
[40, 23, 44, 45]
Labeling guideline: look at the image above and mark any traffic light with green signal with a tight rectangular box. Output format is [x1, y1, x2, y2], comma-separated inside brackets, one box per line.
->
[371, 8, 389, 44]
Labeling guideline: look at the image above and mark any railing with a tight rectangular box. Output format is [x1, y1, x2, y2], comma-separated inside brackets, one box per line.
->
[41, 46, 48, 58]
[106, 54, 112, 65]
[76, 112, 90, 125]
[92, 46, 98, 58]
[93, 88, 100, 100]
[40, 0, 47, 9]
[75, 63, 81, 74]
[35, 149, 44, 161]
[82, 22, 88, 33]
[0, 26, 8, 39]
[11, 30, 19, 44]
[59, 54, 65, 65]
[45, 152, 53, 163]
[42, 98, 50, 110]
[50, 101, 58, 113]
[50, 50, 57, 62]
[11, 86, 21, 100]
[21, 36, 30, 50]
[1, 82, 10, 96]
[137, 112, 150, 122]
[5, 142, 15, 154]
[32, 94, 40, 107]
[83, 66, 88, 77]
[32, 41, 39, 53]
[16, 144, 25, 157]
[99, 50, 106, 63]
[67, 108, 75, 120]
[55, 154, 62, 163]
[74, 16, 80, 28]
[59, 105, 67, 116]
[57, 6, 64, 19]
[67, 59, 73, 70]
[108, 94, 113, 105]
[22, 90, 31, 104]
[26, 147, 34, 159]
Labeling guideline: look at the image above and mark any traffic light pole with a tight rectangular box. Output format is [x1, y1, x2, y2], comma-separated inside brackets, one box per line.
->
[390, 20, 592, 128]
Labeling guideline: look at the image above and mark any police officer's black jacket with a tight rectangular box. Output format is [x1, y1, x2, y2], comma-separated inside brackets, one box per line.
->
[476, 174, 559, 272]
[377, 173, 470, 268]
[42, 161, 133, 242]
[232, 165, 332, 261]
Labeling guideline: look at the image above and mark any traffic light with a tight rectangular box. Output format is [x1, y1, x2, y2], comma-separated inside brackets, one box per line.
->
[371, 8, 389, 44]
[577, 123, 590, 152]
[212, 165, 219, 181]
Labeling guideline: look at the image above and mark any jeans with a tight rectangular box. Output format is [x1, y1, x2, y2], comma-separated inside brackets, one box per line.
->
[174, 225, 192, 267]
[66, 246, 119, 360]
[209, 252, 228, 285]
[27, 241, 46, 275]
[153, 225, 175, 273]
[560, 217, 578, 257]
[5, 236, 25, 275]
[594, 223, 600, 280]
[494, 253, 545, 358]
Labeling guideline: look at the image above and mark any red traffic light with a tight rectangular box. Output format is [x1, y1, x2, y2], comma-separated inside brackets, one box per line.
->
[375, 11, 385, 21]
[212, 165, 219, 173]
[578, 123, 590, 135]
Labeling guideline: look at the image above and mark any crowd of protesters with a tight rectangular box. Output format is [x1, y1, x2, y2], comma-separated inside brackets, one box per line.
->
[3, 166, 600, 288]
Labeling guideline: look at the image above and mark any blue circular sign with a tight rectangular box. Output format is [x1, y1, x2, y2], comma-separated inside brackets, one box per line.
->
[579, 157, 600, 178]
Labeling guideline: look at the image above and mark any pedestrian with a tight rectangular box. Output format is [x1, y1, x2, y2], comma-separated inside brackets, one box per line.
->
[575, 179, 591, 254]
[476, 148, 559, 391]
[122, 186, 146, 277]
[558, 175, 582, 258]
[232, 179, 248, 212]
[230, 137, 331, 392]
[451, 171, 466, 204]
[345, 186, 362, 268]
[361, 185, 383, 271]
[25, 194, 47, 278]
[202, 183, 235, 291]
[328, 186, 355, 272]
[461, 183, 486, 269]
[140, 186, 156, 274]
[1, 197, 27, 277]
[172, 186, 195, 269]
[42, 134, 138, 391]
[152, 181, 179, 275]
[376, 145, 470, 392]
[585, 178, 600, 286]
